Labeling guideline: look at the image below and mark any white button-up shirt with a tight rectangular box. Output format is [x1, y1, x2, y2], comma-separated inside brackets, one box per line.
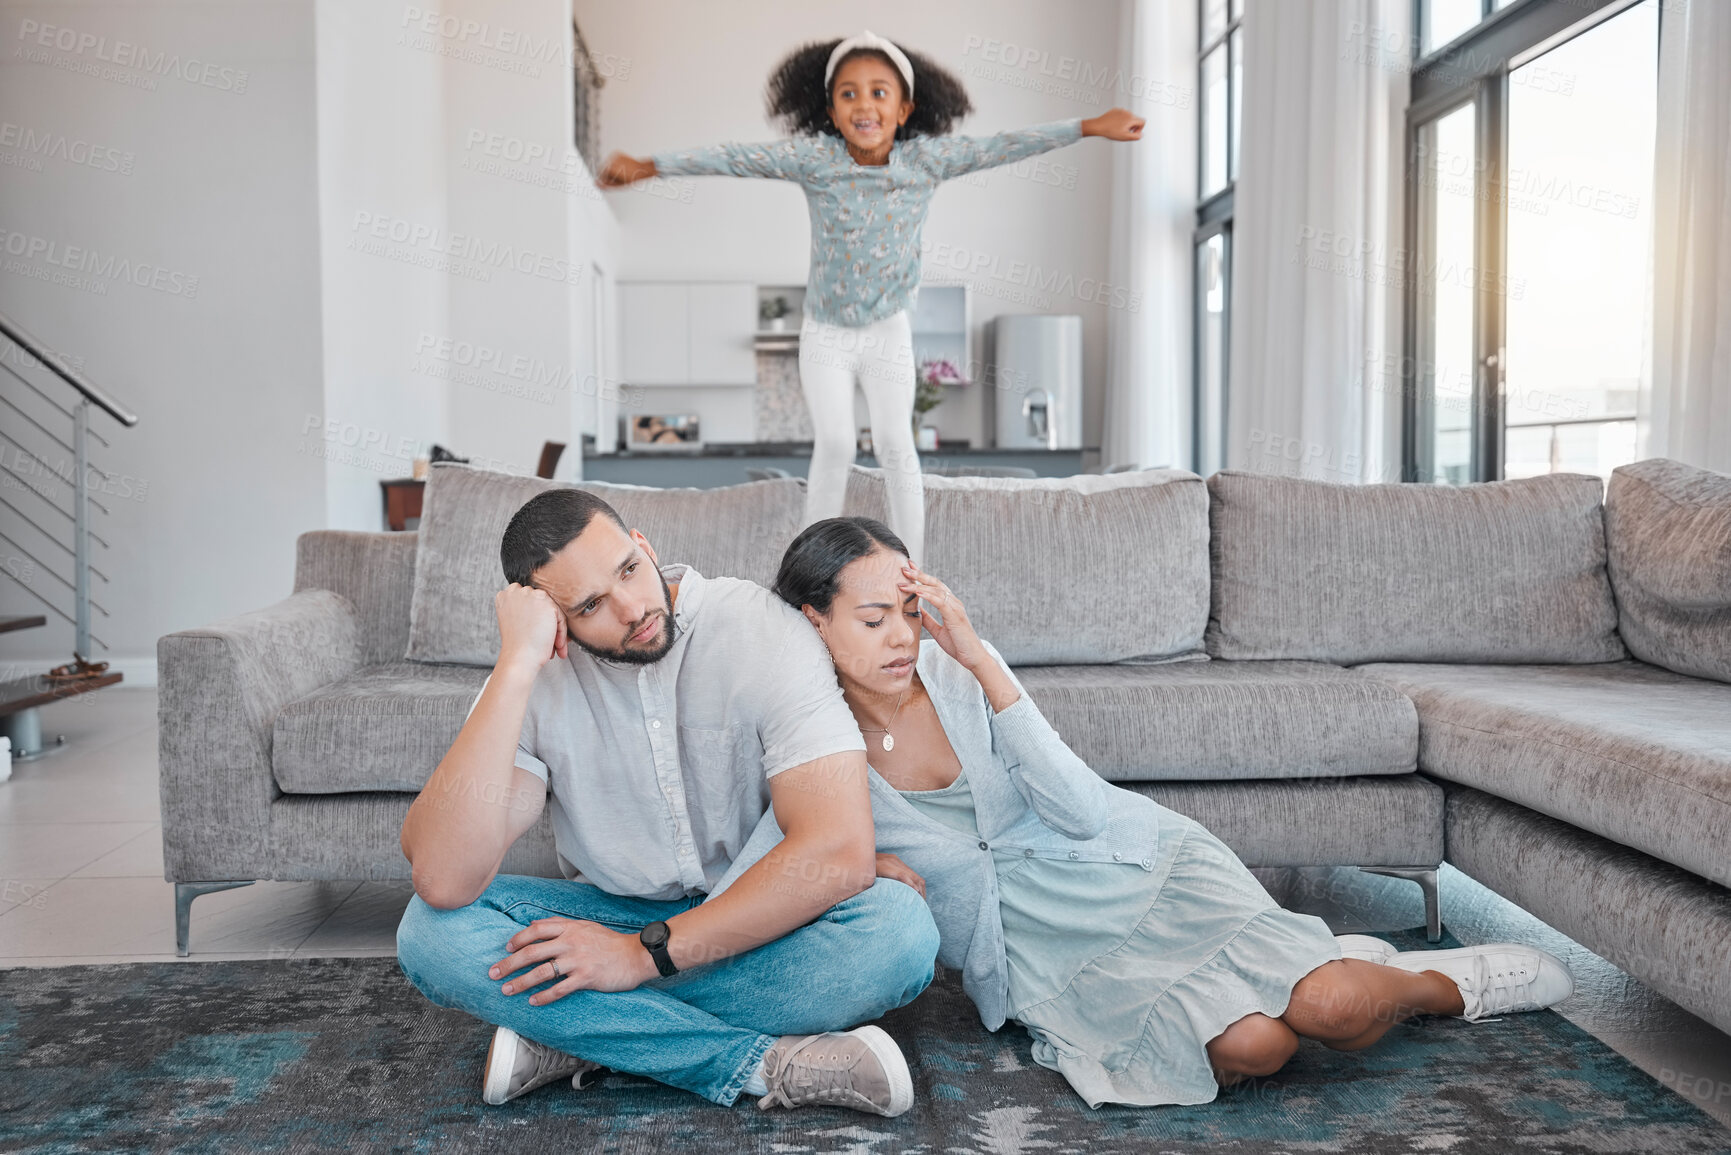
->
[508, 563, 865, 900]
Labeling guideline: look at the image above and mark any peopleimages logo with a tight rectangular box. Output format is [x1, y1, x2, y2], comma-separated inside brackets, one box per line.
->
[398, 7, 633, 78]
[349, 211, 585, 285]
[0, 122, 134, 174]
[922, 240, 1142, 312]
[960, 34, 1190, 109]
[0, 227, 199, 297]
[15, 18, 249, 93]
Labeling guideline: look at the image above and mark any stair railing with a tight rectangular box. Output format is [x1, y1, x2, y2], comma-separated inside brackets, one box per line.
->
[0, 309, 138, 661]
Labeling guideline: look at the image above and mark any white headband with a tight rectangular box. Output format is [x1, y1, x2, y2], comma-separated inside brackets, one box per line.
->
[825, 30, 914, 98]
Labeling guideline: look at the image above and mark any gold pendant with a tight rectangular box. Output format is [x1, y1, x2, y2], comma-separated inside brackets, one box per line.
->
[882, 732, 895, 752]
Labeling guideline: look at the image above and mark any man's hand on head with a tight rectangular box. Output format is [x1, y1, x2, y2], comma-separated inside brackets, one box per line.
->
[496, 583, 568, 676]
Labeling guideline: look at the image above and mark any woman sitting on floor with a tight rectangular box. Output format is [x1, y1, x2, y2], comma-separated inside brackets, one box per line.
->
[758, 515, 1574, 1108]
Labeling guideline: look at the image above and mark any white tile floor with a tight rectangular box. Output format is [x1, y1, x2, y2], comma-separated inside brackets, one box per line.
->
[3, 687, 1729, 1129]
[0, 688, 406, 965]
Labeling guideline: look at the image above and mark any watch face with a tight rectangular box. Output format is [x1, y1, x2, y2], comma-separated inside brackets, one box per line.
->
[641, 920, 670, 949]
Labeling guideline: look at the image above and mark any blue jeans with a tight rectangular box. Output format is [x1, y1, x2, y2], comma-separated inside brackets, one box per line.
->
[396, 873, 939, 1106]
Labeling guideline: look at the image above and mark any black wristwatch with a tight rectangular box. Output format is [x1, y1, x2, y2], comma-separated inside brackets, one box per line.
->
[640, 920, 677, 977]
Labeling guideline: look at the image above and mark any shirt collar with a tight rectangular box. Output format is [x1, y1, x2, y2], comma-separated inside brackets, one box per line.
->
[663, 562, 704, 630]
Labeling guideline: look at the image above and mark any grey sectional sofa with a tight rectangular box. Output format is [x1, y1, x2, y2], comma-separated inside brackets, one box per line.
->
[158, 457, 1731, 1042]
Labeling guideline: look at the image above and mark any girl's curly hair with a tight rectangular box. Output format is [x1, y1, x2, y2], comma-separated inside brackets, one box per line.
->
[766, 39, 973, 139]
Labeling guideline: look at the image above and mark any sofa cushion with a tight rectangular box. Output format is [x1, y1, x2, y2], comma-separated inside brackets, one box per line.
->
[405, 464, 807, 666]
[295, 530, 419, 665]
[1128, 776, 1444, 867]
[273, 663, 489, 793]
[1356, 660, 1731, 888]
[1605, 458, 1731, 685]
[1015, 659, 1417, 781]
[266, 793, 563, 879]
[1206, 471, 1626, 664]
[844, 466, 1210, 665]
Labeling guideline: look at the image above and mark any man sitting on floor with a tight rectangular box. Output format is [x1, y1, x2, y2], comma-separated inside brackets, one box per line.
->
[395, 488, 938, 1116]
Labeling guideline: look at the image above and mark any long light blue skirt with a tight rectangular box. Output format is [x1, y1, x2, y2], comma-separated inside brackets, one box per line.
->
[1008, 803, 1344, 1108]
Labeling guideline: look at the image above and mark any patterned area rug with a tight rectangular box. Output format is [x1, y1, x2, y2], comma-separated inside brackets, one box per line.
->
[3, 929, 1729, 1154]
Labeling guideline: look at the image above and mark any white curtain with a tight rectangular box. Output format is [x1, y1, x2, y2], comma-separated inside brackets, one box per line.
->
[1645, 0, 1731, 473]
[1102, 0, 1197, 473]
[1225, 0, 1408, 482]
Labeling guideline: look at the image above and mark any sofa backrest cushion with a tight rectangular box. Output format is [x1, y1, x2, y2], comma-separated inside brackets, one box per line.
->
[843, 466, 1210, 665]
[1205, 470, 1627, 664]
[295, 530, 418, 665]
[405, 464, 807, 666]
[1605, 458, 1731, 684]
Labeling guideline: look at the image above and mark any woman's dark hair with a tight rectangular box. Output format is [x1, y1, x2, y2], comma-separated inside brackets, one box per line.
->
[500, 488, 627, 587]
[766, 39, 973, 139]
[773, 516, 908, 614]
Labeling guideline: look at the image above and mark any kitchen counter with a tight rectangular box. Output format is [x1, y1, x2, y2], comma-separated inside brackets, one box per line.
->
[584, 444, 1096, 489]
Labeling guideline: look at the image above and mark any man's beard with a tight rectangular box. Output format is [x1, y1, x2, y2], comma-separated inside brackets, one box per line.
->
[573, 567, 679, 666]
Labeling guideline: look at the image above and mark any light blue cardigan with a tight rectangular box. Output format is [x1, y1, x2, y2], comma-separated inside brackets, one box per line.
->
[713, 637, 1168, 1031]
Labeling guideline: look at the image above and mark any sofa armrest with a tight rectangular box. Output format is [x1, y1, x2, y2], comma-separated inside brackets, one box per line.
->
[157, 589, 363, 882]
[294, 530, 417, 664]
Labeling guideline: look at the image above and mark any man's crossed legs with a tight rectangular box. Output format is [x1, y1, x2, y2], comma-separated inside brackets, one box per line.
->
[397, 873, 939, 1109]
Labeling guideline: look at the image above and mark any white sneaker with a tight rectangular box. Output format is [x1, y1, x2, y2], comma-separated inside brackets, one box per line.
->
[1335, 934, 1397, 964]
[481, 1025, 604, 1105]
[757, 1025, 915, 1117]
[1388, 943, 1574, 1022]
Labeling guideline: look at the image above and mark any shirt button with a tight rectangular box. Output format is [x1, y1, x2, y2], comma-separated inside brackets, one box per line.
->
[1113, 853, 1123, 862]
[978, 841, 989, 850]
[1141, 858, 1154, 869]
[651, 720, 661, 729]
[1067, 851, 1080, 860]
[1023, 848, 1034, 858]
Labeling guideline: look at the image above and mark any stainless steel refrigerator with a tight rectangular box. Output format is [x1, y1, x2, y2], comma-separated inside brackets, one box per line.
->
[988, 314, 1083, 449]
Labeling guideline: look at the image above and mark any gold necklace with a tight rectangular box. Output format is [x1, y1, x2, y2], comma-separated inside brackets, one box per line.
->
[856, 686, 909, 752]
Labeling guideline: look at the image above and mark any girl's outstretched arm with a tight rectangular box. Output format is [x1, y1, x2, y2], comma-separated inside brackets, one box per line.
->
[597, 138, 818, 188]
[915, 108, 1146, 182]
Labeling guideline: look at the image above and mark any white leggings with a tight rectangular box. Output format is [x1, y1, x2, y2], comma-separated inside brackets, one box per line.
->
[798, 310, 925, 564]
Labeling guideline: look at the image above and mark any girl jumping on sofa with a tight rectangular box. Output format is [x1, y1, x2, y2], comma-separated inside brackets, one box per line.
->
[597, 32, 1145, 565]
[757, 516, 1574, 1109]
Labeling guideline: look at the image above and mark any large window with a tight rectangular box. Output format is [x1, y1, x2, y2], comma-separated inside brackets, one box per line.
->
[1502, 5, 1654, 479]
[1423, 0, 1524, 55]
[1405, 0, 1657, 485]
[1412, 105, 1478, 485]
[1194, 0, 1241, 476]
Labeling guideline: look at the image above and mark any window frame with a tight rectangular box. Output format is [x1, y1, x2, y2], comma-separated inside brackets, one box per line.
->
[1401, 0, 1646, 483]
[1194, 0, 1242, 473]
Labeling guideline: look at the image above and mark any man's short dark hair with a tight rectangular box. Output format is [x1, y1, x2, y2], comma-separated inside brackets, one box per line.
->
[500, 488, 628, 587]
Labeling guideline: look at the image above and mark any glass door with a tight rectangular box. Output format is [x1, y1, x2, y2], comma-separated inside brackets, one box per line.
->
[1502, 0, 1656, 482]
[1411, 103, 1481, 485]
[1404, 0, 1660, 485]
[1194, 228, 1229, 477]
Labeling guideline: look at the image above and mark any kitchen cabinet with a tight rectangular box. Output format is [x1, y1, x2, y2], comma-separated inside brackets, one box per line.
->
[619, 281, 756, 386]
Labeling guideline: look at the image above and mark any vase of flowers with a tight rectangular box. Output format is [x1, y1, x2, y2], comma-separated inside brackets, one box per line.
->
[914, 358, 965, 433]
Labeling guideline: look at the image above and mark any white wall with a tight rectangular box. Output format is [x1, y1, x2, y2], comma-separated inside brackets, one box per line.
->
[436, 0, 617, 484]
[0, 0, 620, 676]
[0, 0, 327, 671]
[318, 0, 622, 521]
[574, 0, 1126, 450]
[315, 0, 448, 528]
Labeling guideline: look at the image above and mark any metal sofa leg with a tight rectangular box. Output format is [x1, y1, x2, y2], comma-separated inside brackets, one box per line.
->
[1358, 866, 1443, 943]
[175, 881, 256, 956]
